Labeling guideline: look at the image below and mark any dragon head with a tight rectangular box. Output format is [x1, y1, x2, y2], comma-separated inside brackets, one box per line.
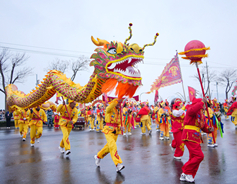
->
[90, 23, 159, 99]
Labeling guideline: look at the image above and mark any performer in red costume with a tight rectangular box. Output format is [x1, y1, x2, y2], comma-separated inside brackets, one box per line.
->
[170, 100, 185, 160]
[180, 97, 214, 183]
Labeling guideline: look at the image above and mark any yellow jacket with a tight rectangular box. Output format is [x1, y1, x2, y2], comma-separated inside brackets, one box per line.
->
[57, 104, 78, 127]
[205, 107, 214, 118]
[18, 109, 30, 124]
[29, 108, 47, 127]
[13, 110, 20, 120]
[102, 100, 121, 134]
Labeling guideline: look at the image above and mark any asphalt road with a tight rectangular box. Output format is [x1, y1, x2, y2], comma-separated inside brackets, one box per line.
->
[0, 117, 237, 184]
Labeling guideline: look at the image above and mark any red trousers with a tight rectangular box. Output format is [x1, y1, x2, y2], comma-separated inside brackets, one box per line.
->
[182, 141, 204, 178]
[171, 131, 184, 157]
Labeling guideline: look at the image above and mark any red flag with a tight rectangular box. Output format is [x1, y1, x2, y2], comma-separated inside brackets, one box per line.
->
[188, 86, 196, 102]
[154, 90, 159, 103]
[150, 53, 182, 92]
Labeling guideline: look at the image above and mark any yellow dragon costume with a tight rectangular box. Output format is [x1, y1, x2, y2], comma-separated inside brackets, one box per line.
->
[6, 23, 159, 110]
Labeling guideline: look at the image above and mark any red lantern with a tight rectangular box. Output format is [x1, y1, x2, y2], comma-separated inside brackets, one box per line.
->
[179, 40, 210, 64]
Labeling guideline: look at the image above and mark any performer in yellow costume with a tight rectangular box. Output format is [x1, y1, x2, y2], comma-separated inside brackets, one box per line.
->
[153, 104, 159, 131]
[138, 103, 152, 135]
[223, 99, 229, 119]
[94, 98, 125, 172]
[158, 102, 170, 140]
[57, 100, 78, 155]
[19, 108, 30, 141]
[29, 106, 47, 147]
[96, 105, 104, 132]
[205, 101, 217, 147]
[123, 103, 131, 135]
[13, 108, 20, 129]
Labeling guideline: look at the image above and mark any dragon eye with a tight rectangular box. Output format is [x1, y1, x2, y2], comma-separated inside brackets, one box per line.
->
[107, 48, 117, 55]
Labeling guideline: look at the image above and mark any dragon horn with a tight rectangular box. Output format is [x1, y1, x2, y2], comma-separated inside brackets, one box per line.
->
[124, 23, 133, 45]
[142, 33, 159, 50]
[91, 36, 109, 46]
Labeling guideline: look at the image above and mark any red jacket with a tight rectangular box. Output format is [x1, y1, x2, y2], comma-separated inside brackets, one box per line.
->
[138, 106, 149, 115]
[182, 100, 211, 144]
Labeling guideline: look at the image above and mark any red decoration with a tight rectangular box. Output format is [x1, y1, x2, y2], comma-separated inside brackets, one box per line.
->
[179, 40, 210, 64]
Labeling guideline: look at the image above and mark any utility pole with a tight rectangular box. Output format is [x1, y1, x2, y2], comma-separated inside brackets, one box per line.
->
[206, 61, 211, 98]
[216, 82, 219, 101]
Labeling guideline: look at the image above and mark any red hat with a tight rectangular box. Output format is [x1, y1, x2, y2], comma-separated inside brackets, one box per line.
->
[173, 101, 182, 110]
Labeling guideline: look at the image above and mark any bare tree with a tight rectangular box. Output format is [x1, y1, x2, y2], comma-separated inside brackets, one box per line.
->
[71, 56, 90, 81]
[0, 48, 33, 110]
[44, 58, 69, 73]
[192, 66, 216, 97]
[216, 69, 237, 99]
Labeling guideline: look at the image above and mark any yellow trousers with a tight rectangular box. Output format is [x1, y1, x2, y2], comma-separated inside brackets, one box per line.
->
[96, 119, 103, 131]
[141, 119, 151, 133]
[89, 118, 95, 129]
[207, 127, 218, 144]
[124, 124, 131, 133]
[60, 126, 72, 151]
[148, 116, 152, 126]
[19, 123, 28, 138]
[160, 123, 169, 137]
[14, 120, 19, 128]
[97, 132, 122, 166]
[30, 125, 43, 144]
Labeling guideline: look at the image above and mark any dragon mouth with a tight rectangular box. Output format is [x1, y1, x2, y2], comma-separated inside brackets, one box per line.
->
[106, 57, 143, 79]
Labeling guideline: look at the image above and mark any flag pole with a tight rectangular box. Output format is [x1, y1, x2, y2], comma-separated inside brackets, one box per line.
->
[177, 51, 187, 101]
[195, 62, 215, 143]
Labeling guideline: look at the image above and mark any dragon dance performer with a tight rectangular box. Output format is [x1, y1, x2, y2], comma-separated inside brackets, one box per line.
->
[227, 97, 237, 128]
[154, 104, 160, 131]
[205, 100, 218, 148]
[223, 99, 229, 119]
[13, 108, 20, 129]
[158, 102, 170, 140]
[19, 108, 30, 141]
[165, 101, 172, 132]
[54, 113, 60, 129]
[87, 107, 94, 131]
[94, 98, 125, 172]
[96, 105, 104, 132]
[180, 97, 214, 183]
[137, 103, 152, 135]
[122, 103, 130, 135]
[29, 106, 47, 147]
[57, 100, 78, 155]
[170, 101, 185, 160]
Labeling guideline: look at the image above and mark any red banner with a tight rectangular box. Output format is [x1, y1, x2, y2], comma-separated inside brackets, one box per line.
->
[150, 53, 182, 92]
[102, 95, 139, 103]
[154, 90, 159, 103]
[188, 86, 196, 102]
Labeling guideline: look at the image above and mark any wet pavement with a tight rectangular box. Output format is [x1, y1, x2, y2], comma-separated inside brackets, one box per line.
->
[0, 117, 237, 184]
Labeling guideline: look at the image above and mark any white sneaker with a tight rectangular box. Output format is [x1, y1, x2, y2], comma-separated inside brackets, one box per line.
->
[174, 156, 182, 160]
[65, 150, 71, 155]
[36, 139, 40, 143]
[208, 144, 215, 148]
[214, 143, 218, 147]
[128, 132, 132, 136]
[169, 144, 175, 152]
[141, 133, 146, 135]
[31, 144, 34, 147]
[94, 155, 101, 167]
[149, 130, 152, 135]
[59, 146, 65, 153]
[165, 136, 169, 140]
[159, 137, 164, 140]
[22, 138, 26, 141]
[123, 133, 126, 136]
[185, 174, 195, 182]
[116, 163, 125, 172]
[180, 173, 186, 181]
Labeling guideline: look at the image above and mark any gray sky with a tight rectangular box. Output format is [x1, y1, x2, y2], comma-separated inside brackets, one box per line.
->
[1, 0, 237, 109]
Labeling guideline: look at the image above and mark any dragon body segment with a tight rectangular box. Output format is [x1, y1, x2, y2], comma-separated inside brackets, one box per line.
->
[6, 24, 159, 110]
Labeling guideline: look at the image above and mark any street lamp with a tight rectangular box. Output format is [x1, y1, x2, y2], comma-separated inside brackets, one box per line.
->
[140, 92, 148, 101]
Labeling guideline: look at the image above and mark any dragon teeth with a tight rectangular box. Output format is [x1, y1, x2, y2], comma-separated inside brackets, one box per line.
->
[107, 63, 116, 69]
